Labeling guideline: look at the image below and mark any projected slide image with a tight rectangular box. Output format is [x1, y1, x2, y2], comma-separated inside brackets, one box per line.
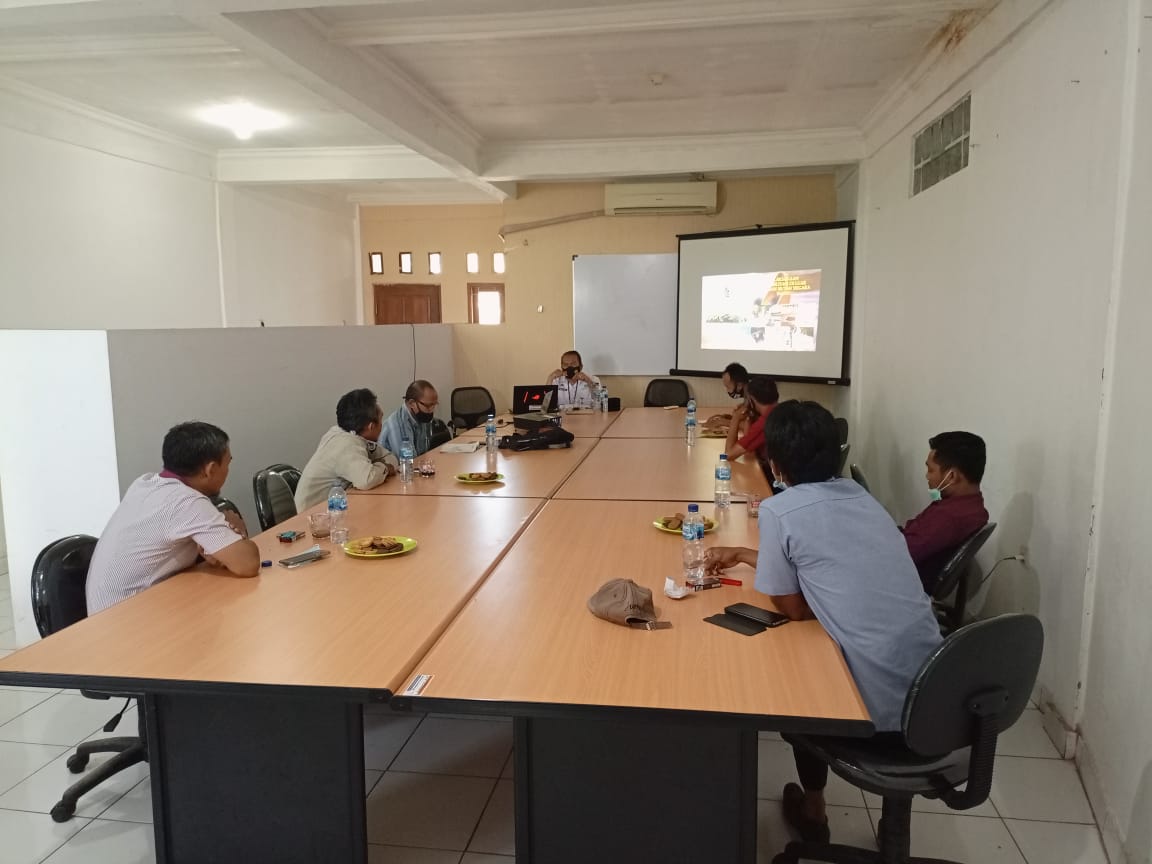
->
[701, 269, 822, 352]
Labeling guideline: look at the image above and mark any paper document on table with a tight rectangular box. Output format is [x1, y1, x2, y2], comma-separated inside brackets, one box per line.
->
[440, 441, 480, 453]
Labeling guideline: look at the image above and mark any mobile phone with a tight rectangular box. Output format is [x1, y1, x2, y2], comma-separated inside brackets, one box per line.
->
[278, 549, 331, 568]
[725, 603, 789, 628]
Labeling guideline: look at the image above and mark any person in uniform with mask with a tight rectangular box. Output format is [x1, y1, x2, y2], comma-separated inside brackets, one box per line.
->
[899, 431, 989, 593]
[379, 380, 440, 457]
[547, 350, 601, 409]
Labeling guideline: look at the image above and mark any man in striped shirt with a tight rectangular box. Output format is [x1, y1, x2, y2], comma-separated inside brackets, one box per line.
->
[86, 422, 261, 614]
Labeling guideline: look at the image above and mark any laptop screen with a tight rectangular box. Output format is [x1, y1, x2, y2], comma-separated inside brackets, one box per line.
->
[512, 385, 557, 413]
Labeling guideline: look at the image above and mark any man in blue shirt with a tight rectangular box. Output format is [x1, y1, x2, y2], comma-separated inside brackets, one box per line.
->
[379, 379, 438, 457]
[705, 400, 941, 844]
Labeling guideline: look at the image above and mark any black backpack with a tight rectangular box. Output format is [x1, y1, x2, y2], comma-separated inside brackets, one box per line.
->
[499, 426, 575, 451]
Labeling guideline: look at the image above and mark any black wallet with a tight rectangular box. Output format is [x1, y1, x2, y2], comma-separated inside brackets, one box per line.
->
[703, 612, 768, 636]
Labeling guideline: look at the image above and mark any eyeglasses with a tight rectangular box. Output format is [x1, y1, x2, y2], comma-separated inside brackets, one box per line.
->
[413, 399, 438, 411]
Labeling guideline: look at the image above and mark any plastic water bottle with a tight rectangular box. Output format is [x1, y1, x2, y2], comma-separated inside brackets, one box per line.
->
[399, 440, 415, 484]
[681, 504, 706, 584]
[599, 384, 609, 413]
[485, 414, 498, 454]
[685, 398, 697, 445]
[715, 454, 732, 509]
[327, 483, 348, 542]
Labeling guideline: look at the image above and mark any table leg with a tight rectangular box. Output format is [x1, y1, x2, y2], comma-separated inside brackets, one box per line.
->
[145, 692, 366, 864]
[514, 716, 757, 864]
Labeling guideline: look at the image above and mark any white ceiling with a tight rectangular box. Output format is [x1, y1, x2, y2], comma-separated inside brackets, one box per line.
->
[0, 0, 999, 202]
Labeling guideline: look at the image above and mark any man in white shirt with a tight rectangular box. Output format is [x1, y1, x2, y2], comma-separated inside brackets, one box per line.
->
[547, 350, 601, 409]
[295, 388, 394, 511]
[86, 422, 261, 614]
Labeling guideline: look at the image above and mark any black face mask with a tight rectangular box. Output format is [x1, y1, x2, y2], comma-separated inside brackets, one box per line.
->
[564, 366, 579, 379]
[413, 410, 434, 424]
[728, 388, 744, 399]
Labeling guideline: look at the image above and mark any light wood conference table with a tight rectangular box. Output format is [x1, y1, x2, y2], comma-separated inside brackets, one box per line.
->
[455, 408, 619, 438]
[398, 498, 871, 864]
[358, 437, 597, 499]
[603, 405, 735, 437]
[555, 435, 772, 502]
[0, 495, 543, 864]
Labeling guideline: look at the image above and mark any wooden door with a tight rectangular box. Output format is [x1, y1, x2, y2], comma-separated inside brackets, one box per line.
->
[373, 284, 442, 324]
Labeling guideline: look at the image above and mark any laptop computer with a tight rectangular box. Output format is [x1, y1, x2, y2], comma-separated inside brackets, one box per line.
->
[512, 384, 558, 413]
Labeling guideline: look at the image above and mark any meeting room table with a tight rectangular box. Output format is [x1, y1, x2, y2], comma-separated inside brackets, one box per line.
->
[0, 495, 544, 864]
[393, 498, 872, 864]
[602, 405, 734, 438]
[455, 407, 620, 439]
[0, 401, 869, 864]
[360, 436, 598, 499]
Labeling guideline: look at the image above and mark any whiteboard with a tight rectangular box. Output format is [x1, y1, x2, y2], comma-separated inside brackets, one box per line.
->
[572, 254, 678, 375]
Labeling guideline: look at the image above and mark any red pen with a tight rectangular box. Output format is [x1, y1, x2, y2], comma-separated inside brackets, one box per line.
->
[718, 577, 743, 587]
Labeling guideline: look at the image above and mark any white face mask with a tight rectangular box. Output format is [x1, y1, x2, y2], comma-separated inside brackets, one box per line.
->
[928, 471, 954, 502]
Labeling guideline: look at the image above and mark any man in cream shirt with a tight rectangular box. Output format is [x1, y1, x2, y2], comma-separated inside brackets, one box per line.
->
[295, 388, 395, 510]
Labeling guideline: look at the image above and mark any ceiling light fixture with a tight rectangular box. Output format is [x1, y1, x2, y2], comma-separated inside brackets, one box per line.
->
[197, 101, 287, 141]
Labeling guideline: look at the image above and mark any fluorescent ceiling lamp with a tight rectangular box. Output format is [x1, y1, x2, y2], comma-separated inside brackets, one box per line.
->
[197, 101, 286, 141]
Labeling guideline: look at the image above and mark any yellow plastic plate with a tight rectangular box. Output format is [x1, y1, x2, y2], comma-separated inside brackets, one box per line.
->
[653, 518, 716, 534]
[454, 473, 505, 484]
[343, 536, 418, 558]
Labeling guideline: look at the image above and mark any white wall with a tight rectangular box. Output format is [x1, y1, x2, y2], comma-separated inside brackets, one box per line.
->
[1079, 4, 1152, 862]
[218, 185, 358, 327]
[0, 123, 222, 329]
[0, 332, 123, 645]
[851, 0, 1130, 728]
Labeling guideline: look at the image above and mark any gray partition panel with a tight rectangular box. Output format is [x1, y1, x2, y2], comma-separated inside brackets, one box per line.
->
[107, 325, 455, 525]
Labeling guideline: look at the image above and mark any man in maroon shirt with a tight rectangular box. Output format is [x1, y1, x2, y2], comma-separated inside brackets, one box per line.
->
[900, 431, 989, 593]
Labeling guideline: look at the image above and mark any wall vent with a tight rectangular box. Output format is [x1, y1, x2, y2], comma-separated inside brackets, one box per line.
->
[912, 93, 971, 196]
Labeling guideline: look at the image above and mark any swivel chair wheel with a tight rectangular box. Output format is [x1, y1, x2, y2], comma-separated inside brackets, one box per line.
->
[66, 753, 89, 773]
[50, 800, 76, 822]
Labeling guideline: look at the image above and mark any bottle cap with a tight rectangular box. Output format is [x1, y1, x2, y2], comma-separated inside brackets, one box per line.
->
[687, 503, 699, 513]
[719, 454, 728, 461]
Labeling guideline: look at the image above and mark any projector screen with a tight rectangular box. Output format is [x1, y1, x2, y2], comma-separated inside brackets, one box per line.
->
[675, 222, 853, 384]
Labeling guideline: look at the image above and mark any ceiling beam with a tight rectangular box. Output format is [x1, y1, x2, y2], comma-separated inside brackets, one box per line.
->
[0, 33, 235, 63]
[216, 145, 455, 183]
[186, 9, 513, 200]
[480, 129, 864, 181]
[0, 0, 414, 29]
[329, 0, 989, 46]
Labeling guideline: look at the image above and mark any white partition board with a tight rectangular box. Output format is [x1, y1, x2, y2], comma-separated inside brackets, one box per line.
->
[573, 254, 678, 375]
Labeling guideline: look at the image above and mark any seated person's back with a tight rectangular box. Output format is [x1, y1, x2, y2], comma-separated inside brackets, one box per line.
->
[707, 401, 941, 731]
[296, 388, 393, 511]
[900, 431, 989, 593]
[87, 422, 260, 614]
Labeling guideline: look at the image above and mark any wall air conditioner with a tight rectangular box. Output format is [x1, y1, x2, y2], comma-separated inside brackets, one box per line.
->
[603, 181, 718, 216]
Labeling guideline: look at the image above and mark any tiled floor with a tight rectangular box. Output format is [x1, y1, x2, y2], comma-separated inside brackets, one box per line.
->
[0, 582, 1111, 864]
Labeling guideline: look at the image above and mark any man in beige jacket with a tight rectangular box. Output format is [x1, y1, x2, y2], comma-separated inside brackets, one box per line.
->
[295, 388, 395, 511]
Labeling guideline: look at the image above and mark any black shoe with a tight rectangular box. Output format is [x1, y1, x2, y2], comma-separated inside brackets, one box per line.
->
[781, 782, 831, 844]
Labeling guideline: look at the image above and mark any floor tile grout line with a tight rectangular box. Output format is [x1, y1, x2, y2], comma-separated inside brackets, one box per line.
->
[460, 770, 505, 857]
[88, 773, 148, 822]
[375, 712, 426, 774]
[378, 767, 512, 782]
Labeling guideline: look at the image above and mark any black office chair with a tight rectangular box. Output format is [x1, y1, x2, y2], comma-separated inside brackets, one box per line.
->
[850, 464, 871, 493]
[451, 386, 496, 431]
[930, 523, 997, 634]
[252, 463, 301, 532]
[429, 418, 453, 449]
[834, 417, 849, 446]
[774, 613, 1043, 864]
[643, 378, 690, 407]
[212, 495, 240, 516]
[837, 444, 850, 476]
[31, 536, 147, 823]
